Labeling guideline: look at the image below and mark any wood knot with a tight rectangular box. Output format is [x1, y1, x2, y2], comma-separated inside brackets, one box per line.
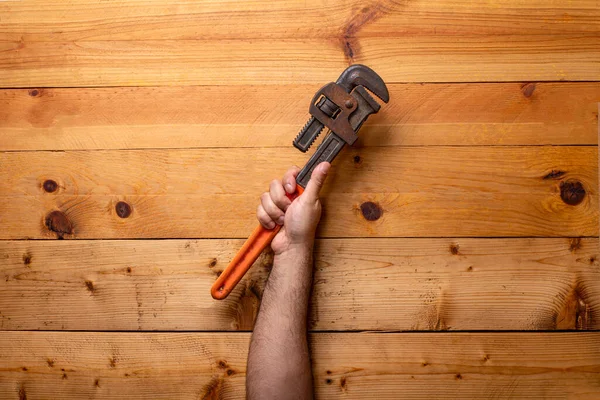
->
[455, 373, 463, 380]
[22, 253, 32, 266]
[353, 155, 362, 165]
[248, 283, 263, 301]
[325, 379, 333, 385]
[115, 201, 132, 218]
[569, 238, 582, 252]
[340, 376, 347, 389]
[42, 179, 58, 193]
[560, 180, 585, 206]
[520, 83, 536, 98]
[449, 243, 460, 255]
[261, 248, 274, 271]
[28, 89, 40, 97]
[209, 258, 217, 268]
[21, 367, 28, 371]
[94, 379, 100, 388]
[343, 40, 355, 60]
[202, 377, 223, 399]
[45, 210, 73, 238]
[360, 201, 382, 221]
[46, 359, 55, 368]
[85, 280, 95, 294]
[555, 283, 591, 329]
[19, 384, 26, 400]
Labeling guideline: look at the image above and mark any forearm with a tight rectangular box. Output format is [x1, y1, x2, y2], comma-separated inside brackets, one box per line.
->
[247, 243, 314, 400]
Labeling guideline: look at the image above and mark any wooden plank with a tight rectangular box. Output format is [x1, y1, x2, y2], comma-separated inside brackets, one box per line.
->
[1, 238, 598, 331]
[1, 332, 599, 399]
[2, 35, 599, 87]
[3, 147, 596, 196]
[312, 332, 600, 399]
[1, 192, 596, 239]
[0, 191, 596, 239]
[2, 0, 599, 42]
[0, 146, 596, 238]
[1, 83, 599, 150]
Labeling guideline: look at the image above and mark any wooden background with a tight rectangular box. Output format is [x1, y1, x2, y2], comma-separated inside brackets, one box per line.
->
[1, 0, 599, 398]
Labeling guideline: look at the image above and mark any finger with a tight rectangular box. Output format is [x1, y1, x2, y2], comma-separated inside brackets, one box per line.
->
[282, 166, 301, 194]
[270, 179, 292, 211]
[303, 162, 330, 202]
[261, 192, 285, 225]
[257, 204, 275, 229]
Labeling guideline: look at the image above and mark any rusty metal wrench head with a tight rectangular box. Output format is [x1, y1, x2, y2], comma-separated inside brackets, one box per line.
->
[294, 64, 389, 153]
[293, 64, 389, 188]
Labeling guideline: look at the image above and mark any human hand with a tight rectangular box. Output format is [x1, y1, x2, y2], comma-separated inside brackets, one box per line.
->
[257, 162, 330, 255]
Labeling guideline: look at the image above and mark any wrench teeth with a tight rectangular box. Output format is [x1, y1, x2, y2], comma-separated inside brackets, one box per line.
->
[296, 117, 313, 140]
[294, 117, 324, 153]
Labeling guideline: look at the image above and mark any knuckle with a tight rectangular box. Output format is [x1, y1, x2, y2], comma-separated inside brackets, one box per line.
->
[267, 205, 281, 217]
[264, 196, 276, 210]
[270, 184, 282, 197]
[274, 197, 286, 208]
[257, 210, 271, 223]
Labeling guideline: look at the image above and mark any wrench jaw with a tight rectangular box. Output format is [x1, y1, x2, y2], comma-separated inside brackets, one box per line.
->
[294, 116, 324, 153]
[336, 64, 390, 104]
[293, 64, 389, 154]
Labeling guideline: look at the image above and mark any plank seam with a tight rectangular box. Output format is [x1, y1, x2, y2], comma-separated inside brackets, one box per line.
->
[1, 144, 598, 153]
[1, 330, 599, 334]
[2, 80, 600, 90]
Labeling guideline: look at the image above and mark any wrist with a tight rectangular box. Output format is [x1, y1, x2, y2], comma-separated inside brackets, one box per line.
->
[273, 240, 313, 260]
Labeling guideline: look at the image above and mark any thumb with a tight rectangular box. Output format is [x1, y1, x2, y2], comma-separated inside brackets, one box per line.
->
[302, 162, 330, 201]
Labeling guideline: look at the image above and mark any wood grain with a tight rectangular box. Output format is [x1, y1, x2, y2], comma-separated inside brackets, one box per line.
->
[2, 35, 599, 87]
[2, 146, 596, 196]
[0, 146, 596, 238]
[2, 0, 599, 42]
[1, 192, 596, 239]
[1, 332, 599, 399]
[1, 238, 598, 331]
[1, 83, 599, 150]
[1, 0, 599, 398]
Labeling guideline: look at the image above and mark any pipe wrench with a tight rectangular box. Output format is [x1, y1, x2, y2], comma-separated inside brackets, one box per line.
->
[211, 64, 389, 300]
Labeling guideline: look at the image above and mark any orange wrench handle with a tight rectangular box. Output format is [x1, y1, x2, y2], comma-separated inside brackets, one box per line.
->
[211, 185, 304, 300]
